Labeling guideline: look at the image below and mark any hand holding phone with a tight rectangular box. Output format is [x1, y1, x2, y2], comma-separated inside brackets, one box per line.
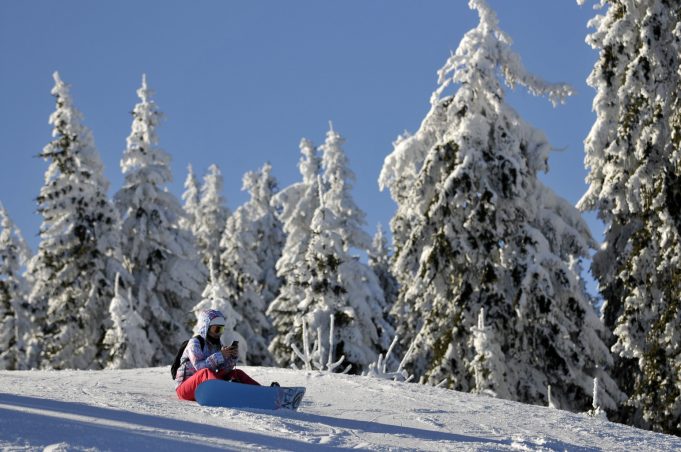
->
[221, 340, 239, 359]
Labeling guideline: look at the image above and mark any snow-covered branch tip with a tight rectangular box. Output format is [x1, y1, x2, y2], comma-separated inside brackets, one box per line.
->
[363, 335, 415, 382]
[586, 377, 607, 420]
[547, 385, 558, 409]
[290, 314, 352, 374]
[434, 0, 573, 108]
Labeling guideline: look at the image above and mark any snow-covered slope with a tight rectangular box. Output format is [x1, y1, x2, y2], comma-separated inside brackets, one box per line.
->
[0, 366, 678, 451]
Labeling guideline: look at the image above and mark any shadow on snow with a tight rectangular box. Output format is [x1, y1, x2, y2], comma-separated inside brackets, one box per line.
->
[0, 392, 600, 451]
[0, 393, 323, 450]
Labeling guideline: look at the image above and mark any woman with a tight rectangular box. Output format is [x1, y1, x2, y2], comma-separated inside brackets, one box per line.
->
[175, 308, 261, 401]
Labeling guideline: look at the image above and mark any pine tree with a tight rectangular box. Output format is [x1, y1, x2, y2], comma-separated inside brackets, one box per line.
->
[196, 164, 229, 270]
[380, 134, 444, 255]
[287, 199, 394, 372]
[242, 162, 285, 306]
[470, 308, 508, 398]
[218, 168, 276, 365]
[115, 74, 206, 366]
[268, 139, 322, 364]
[577, 0, 681, 434]
[270, 129, 394, 372]
[320, 125, 394, 355]
[179, 164, 200, 233]
[368, 224, 399, 313]
[0, 204, 32, 370]
[103, 274, 154, 369]
[321, 124, 372, 251]
[27, 72, 128, 370]
[381, 0, 619, 411]
[297, 202, 357, 367]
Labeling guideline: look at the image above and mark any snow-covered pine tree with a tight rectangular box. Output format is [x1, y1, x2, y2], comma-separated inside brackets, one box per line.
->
[103, 274, 154, 369]
[268, 139, 322, 364]
[368, 224, 399, 314]
[0, 204, 32, 370]
[218, 166, 279, 365]
[179, 164, 200, 233]
[470, 308, 509, 398]
[196, 164, 229, 270]
[288, 197, 387, 372]
[272, 127, 394, 373]
[380, 0, 619, 412]
[320, 125, 394, 353]
[321, 124, 372, 251]
[577, 0, 681, 434]
[27, 72, 128, 370]
[115, 74, 206, 366]
[242, 162, 285, 306]
[271, 139, 320, 277]
[380, 134, 446, 256]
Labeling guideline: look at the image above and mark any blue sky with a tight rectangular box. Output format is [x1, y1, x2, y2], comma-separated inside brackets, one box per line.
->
[0, 1, 601, 289]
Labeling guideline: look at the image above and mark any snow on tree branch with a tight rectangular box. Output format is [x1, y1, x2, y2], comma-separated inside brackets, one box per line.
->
[362, 335, 415, 383]
[434, 0, 573, 107]
[290, 315, 352, 374]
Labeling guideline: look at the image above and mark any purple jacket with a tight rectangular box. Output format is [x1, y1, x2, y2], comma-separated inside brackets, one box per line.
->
[174, 309, 237, 387]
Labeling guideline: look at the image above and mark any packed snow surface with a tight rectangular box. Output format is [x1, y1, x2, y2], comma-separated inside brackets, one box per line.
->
[0, 366, 678, 451]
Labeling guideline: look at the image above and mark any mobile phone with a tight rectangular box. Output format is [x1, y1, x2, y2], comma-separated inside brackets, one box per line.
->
[231, 340, 239, 347]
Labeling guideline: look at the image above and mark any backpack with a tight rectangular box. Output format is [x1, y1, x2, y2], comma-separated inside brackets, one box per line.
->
[171, 335, 205, 379]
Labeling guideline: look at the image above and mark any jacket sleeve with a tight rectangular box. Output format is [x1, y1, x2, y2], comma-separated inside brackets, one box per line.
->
[186, 338, 225, 371]
[221, 355, 237, 371]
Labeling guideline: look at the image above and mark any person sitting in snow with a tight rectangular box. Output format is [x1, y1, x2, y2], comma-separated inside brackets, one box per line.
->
[175, 308, 263, 401]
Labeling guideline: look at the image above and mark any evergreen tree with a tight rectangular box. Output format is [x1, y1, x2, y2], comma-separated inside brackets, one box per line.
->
[179, 164, 200, 233]
[380, 134, 445, 255]
[320, 124, 372, 251]
[268, 139, 322, 364]
[270, 129, 394, 372]
[381, 0, 619, 411]
[242, 162, 285, 306]
[0, 204, 32, 370]
[577, 0, 681, 434]
[103, 274, 154, 369]
[196, 164, 229, 269]
[218, 167, 277, 365]
[272, 139, 320, 277]
[115, 74, 206, 366]
[368, 224, 399, 313]
[27, 72, 127, 370]
[279, 197, 393, 373]
[321, 125, 393, 354]
[470, 308, 508, 398]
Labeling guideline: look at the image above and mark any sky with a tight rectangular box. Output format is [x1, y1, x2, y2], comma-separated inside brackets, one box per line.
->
[0, 1, 602, 289]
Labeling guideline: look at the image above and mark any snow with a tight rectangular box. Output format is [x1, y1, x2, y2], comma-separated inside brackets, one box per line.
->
[1, 367, 678, 451]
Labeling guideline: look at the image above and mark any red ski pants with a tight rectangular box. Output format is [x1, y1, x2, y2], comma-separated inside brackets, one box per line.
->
[176, 368, 261, 401]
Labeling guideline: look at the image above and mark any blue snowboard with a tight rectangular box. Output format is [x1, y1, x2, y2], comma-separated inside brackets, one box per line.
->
[195, 380, 306, 410]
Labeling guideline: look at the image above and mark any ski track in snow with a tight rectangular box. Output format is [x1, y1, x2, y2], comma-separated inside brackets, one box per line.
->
[0, 366, 679, 451]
